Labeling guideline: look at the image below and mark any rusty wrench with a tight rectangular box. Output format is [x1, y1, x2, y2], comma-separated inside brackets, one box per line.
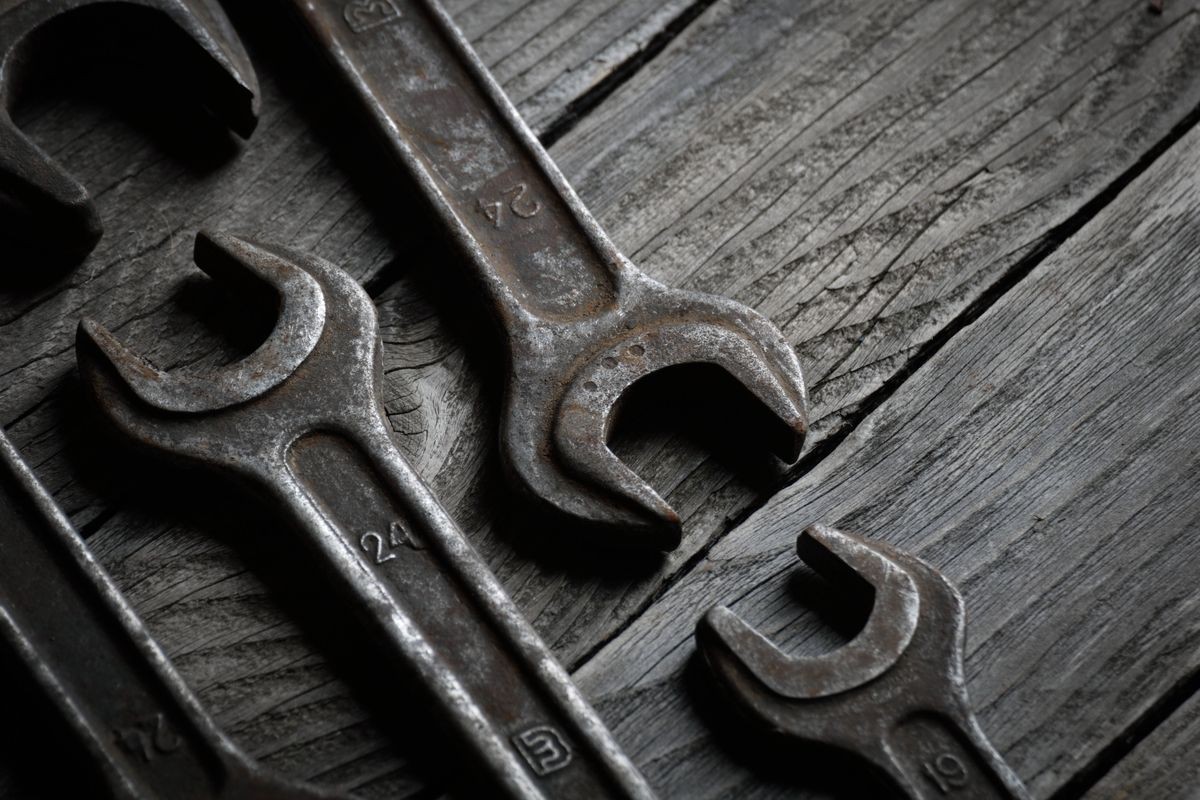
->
[284, 0, 809, 549]
[696, 524, 1030, 799]
[76, 231, 658, 799]
[0, 430, 342, 799]
[0, 0, 258, 258]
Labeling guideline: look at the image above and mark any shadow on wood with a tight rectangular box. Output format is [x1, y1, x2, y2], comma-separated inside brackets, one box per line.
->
[682, 653, 886, 799]
[1, 19, 244, 277]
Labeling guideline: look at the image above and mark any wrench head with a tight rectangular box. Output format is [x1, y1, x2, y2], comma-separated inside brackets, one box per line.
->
[79, 231, 325, 413]
[697, 524, 920, 701]
[695, 524, 967, 749]
[503, 275, 807, 550]
[75, 231, 379, 472]
[0, 0, 259, 259]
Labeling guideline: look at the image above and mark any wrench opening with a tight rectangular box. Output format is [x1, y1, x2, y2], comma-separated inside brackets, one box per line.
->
[509, 289, 809, 551]
[78, 232, 325, 416]
[610, 360, 807, 457]
[587, 361, 809, 530]
[0, 0, 259, 260]
[695, 525, 1031, 800]
[697, 524, 919, 700]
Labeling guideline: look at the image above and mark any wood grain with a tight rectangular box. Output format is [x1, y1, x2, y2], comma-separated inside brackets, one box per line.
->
[406, 0, 1200, 670]
[1085, 689, 1200, 800]
[573, 112, 1200, 799]
[444, 0, 707, 132]
[1, 0, 1199, 796]
[0, 2, 698, 796]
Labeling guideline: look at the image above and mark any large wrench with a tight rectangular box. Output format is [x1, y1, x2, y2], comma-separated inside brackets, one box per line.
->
[76, 231, 658, 800]
[285, 0, 809, 550]
[696, 524, 1030, 799]
[0, 0, 259, 259]
[0, 429, 341, 799]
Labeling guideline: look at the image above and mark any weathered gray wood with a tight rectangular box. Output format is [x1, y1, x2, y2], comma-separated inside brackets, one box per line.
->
[444, 0, 705, 130]
[2, 0, 1200, 796]
[0, 3, 699, 797]
[412, 0, 1200, 668]
[1086, 690, 1200, 800]
[0, 0, 694, 524]
[572, 115, 1200, 798]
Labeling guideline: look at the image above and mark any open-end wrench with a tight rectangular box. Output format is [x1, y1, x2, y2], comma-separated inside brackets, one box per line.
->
[696, 524, 1030, 799]
[0, 0, 258, 257]
[283, 0, 809, 549]
[0, 429, 342, 799]
[75, 231, 659, 800]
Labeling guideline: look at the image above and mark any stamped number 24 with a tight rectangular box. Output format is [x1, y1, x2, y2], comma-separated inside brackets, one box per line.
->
[360, 521, 412, 564]
[479, 182, 541, 228]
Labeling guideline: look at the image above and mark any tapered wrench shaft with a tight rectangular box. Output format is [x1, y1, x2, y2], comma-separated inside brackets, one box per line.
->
[275, 425, 646, 799]
[293, 0, 617, 322]
[0, 430, 336, 800]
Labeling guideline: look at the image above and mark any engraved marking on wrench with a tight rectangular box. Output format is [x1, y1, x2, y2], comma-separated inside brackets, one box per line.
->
[923, 753, 969, 794]
[344, 0, 401, 33]
[114, 713, 181, 763]
[359, 521, 422, 563]
[478, 182, 541, 228]
[512, 725, 572, 776]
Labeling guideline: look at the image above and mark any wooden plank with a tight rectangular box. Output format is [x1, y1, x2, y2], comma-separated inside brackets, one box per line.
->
[444, 0, 707, 131]
[2, 0, 1200, 795]
[0, 3, 697, 796]
[0, 0, 690, 525]
[1085, 688, 1200, 800]
[383, 0, 1200, 670]
[546, 0, 1200, 538]
[572, 114, 1200, 798]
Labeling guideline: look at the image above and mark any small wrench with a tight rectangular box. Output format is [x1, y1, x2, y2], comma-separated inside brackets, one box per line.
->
[76, 231, 658, 800]
[696, 524, 1030, 799]
[284, 0, 809, 549]
[0, 429, 341, 799]
[0, 0, 259, 258]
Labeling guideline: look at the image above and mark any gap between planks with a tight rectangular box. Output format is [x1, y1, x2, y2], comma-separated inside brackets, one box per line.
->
[564, 60, 1200, 679]
[571, 99, 1200, 798]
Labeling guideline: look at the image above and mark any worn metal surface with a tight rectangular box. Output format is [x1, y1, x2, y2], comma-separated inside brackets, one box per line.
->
[696, 524, 1030, 799]
[0, 0, 258, 259]
[76, 231, 659, 800]
[0, 429, 341, 799]
[286, 0, 809, 549]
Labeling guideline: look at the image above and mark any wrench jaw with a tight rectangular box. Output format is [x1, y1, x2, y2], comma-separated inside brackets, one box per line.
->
[501, 282, 808, 551]
[138, 0, 261, 138]
[75, 231, 332, 471]
[500, 348, 685, 551]
[697, 526, 1030, 799]
[695, 525, 928, 756]
[0, 110, 99, 256]
[696, 526, 920, 706]
[0, 0, 259, 259]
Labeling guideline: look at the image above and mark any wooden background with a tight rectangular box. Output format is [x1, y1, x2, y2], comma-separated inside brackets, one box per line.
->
[2, 0, 1199, 796]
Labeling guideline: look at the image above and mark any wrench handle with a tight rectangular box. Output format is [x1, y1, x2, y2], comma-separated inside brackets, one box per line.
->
[289, 0, 623, 325]
[0, 432, 269, 800]
[883, 710, 1029, 800]
[280, 427, 655, 800]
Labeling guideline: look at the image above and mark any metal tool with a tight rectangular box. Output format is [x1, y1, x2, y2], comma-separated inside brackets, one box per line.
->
[0, 0, 258, 258]
[283, 0, 808, 549]
[696, 524, 1030, 799]
[76, 231, 658, 799]
[0, 429, 342, 799]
